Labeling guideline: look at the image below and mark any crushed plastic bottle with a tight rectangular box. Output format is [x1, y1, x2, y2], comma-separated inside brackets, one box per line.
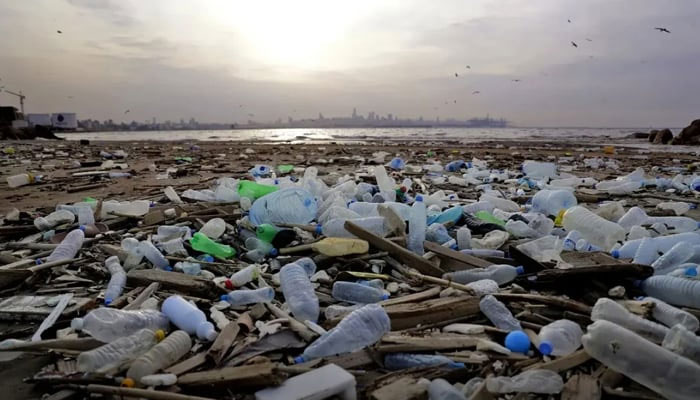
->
[122, 237, 145, 269]
[443, 264, 523, 286]
[77, 328, 163, 372]
[46, 228, 85, 263]
[161, 295, 218, 341]
[384, 353, 464, 370]
[644, 297, 699, 331]
[295, 304, 390, 363]
[591, 298, 668, 342]
[103, 256, 126, 305]
[34, 210, 75, 231]
[662, 324, 700, 364]
[249, 188, 318, 226]
[331, 281, 389, 304]
[280, 262, 319, 323]
[531, 189, 577, 216]
[486, 369, 563, 394]
[537, 319, 583, 356]
[71, 308, 170, 343]
[199, 218, 226, 239]
[127, 330, 192, 382]
[651, 242, 697, 275]
[221, 287, 275, 306]
[456, 227, 472, 250]
[612, 232, 700, 259]
[632, 237, 659, 265]
[479, 295, 522, 331]
[139, 240, 171, 270]
[249, 164, 272, 177]
[237, 180, 279, 200]
[388, 157, 405, 170]
[562, 206, 625, 251]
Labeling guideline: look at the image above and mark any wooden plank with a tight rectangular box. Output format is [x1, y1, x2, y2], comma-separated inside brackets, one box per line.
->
[344, 221, 444, 277]
[370, 376, 427, 400]
[79, 384, 216, 400]
[177, 362, 281, 388]
[562, 374, 601, 400]
[468, 381, 496, 400]
[378, 332, 485, 352]
[383, 295, 481, 331]
[126, 268, 216, 297]
[536, 264, 653, 283]
[164, 353, 208, 376]
[423, 241, 492, 269]
[379, 286, 441, 307]
[494, 293, 592, 314]
[324, 349, 375, 369]
[207, 319, 241, 365]
[523, 349, 591, 372]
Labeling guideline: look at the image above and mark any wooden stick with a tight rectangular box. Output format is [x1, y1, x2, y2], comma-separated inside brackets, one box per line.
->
[407, 270, 476, 296]
[123, 282, 160, 310]
[278, 243, 314, 255]
[71, 384, 216, 400]
[265, 302, 317, 342]
[494, 293, 592, 314]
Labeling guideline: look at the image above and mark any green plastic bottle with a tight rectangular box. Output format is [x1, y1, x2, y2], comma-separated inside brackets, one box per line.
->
[256, 223, 279, 243]
[237, 181, 279, 200]
[474, 210, 506, 226]
[190, 232, 235, 259]
[277, 164, 294, 174]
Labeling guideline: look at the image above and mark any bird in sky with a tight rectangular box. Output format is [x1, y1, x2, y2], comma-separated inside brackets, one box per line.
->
[67, 96, 73, 99]
[124, 109, 130, 114]
[654, 27, 671, 33]
[567, 19, 571, 23]
[472, 91, 480, 95]
[585, 38, 593, 42]
[57, 30, 62, 34]
[512, 79, 521, 82]
[453, 100, 457, 104]
[465, 65, 471, 69]
[248, 113, 255, 117]
[454, 72, 459, 77]
[571, 41, 578, 48]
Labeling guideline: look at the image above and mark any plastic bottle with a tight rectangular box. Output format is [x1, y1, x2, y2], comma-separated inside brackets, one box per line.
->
[644, 297, 699, 331]
[562, 206, 625, 251]
[77, 328, 163, 372]
[371, 165, 394, 193]
[199, 218, 226, 239]
[121, 237, 145, 269]
[139, 373, 178, 387]
[256, 223, 279, 243]
[226, 264, 260, 289]
[651, 242, 696, 275]
[126, 330, 192, 382]
[103, 256, 126, 305]
[384, 353, 464, 370]
[639, 275, 700, 308]
[161, 295, 218, 341]
[632, 237, 658, 265]
[237, 180, 279, 200]
[100, 200, 150, 218]
[456, 227, 472, 250]
[443, 265, 524, 286]
[249, 164, 272, 177]
[71, 308, 170, 343]
[245, 237, 277, 256]
[158, 237, 187, 256]
[424, 223, 452, 246]
[295, 304, 390, 363]
[280, 263, 319, 323]
[662, 324, 700, 364]
[612, 232, 700, 259]
[296, 257, 317, 276]
[154, 225, 192, 242]
[463, 213, 505, 235]
[485, 369, 563, 394]
[479, 295, 522, 331]
[189, 232, 235, 259]
[428, 379, 466, 400]
[407, 197, 427, 255]
[7, 173, 40, 188]
[46, 228, 85, 263]
[34, 210, 75, 231]
[332, 281, 389, 304]
[537, 319, 582, 356]
[531, 190, 577, 216]
[591, 298, 668, 342]
[249, 188, 318, 226]
[460, 248, 505, 257]
[220, 287, 274, 306]
[388, 157, 405, 170]
[322, 217, 387, 238]
[522, 161, 557, 179]
[176, 259, 201, 276]
[479, 194, 519, 213]
[139, 240, 171, 270]
[583, 320, 700, 400]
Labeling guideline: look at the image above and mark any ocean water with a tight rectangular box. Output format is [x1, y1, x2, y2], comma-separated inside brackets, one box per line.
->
[58, 127, 649, 143]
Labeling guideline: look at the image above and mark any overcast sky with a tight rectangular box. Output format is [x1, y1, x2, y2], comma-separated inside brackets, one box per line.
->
[1, 0, 698, 127]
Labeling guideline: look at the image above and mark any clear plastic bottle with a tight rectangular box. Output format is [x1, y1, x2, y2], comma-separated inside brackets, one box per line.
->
[140, 373, 178, 387]
[349, 202, 379, 217]
[76, 205, 95, 225]
[71, 308, 170, 343]
[426, 223, 453, 245]
[322, 217, 387, 238]
[318, 206, 361, 225]
[227, 264, 260, 289]
[639, 275, 700, 308]
[456, 227, 472, 250]
[199, 218, 226, 239]
[280, 263, 319, 323]
[662, 324, 700, 364]
[651, 242, 696, 275]
[77, 328, 163, 372]
[103, 256, 126, 305]
[139, 241, 170, 270]
[34, 210, 75, 231]
[158, 237, 187, 256]
[164, 186, 183, 204]
[407, 197, 427, 255]
[591, 298, 668, 342]
[46, 228, 85, 263]
[462, 201, 495, 215]
[245, 237, 277, 256]
[537, 319, 583, 356]
[479, 295, 522, 331]
[331, 281, 389, 304]
[126, 330, 192, 382]
[443, 265, 524, 285]
[384, 353, 464, 370]
[522, 161, 557, 179]
[479, 193, 519, 213]
[154, 226, 191, 242]
[562, 230, 582, 251]
[460, 249, 505, 257]
[644, 297, 699, 331]
[583, 320, 700, 400]
[562, 206, 625, 251]
[632, 237, 658, 266]
[249, 188, 318, 226]
[373, 165, 395, 193]
[628, 225, 651, 240]
[295, 304, 390, 363]
[100, 200, 150, 218]
[122, 237, 145, 269]
[531, 189, 577, 216]
[7, 173, 38, 188]
[612, 232, 700, 259]
[220, 287, 275, 306]
[485, 369, 563, 394]
[428, 379, 467, 400]
[161, 295, 218, 341]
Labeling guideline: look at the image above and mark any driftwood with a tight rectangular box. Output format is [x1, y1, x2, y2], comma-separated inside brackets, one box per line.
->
[126, 269, 217, 297]
[177, 362, 282, 388]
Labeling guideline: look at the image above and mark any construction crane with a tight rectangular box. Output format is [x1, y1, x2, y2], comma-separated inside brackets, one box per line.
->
[3, 90, 26, 114]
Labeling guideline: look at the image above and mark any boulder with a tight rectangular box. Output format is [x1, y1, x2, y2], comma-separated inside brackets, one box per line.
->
[652, 128, 673, 144]
[671, 119, 700, 145]
[648, 129, 659, 142]
[629, 132, 649, 139]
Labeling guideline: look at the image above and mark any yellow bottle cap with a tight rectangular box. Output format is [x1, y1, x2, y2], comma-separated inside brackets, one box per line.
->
[121, 378, 135, 388]
[554, 209, 566, 227]
[154, 329, 166, 342]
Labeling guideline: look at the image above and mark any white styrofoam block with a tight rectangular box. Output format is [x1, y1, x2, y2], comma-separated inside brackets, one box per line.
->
[255, 363, 356, 400]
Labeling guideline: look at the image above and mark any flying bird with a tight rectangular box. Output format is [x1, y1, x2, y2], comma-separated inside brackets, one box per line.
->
[585, 38, 593, 42]
[453, 100, 457, 104]
[571, 41, 578, 48]
[124, 109, 130, 114]
[57, 30, 62, 34]
[512, 79, 521, 82]
[454, 72, 459, 77]
[567, 19, 571, 23]
[465, 65, 471, 69]
[654, 27, 671, 33]
[472, 91, 480, 95]
[67, 96, 73, 99]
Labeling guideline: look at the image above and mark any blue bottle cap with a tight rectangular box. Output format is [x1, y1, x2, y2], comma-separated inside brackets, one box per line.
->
[220, 294, 229, 302]
[382, 293, 390, 300]
[164, 265, 173, 272]
[104, 298, 112, 305]
[35, 259, 43, 265]
[515, 266, 525, 274]
[505, 330, 531, 354]
[448, 362, 466, 369]
[79, 225, 87, 232]
[538, 341, 553, 355]
[293, 355, 305, 364]
[611, 249, 620, 258]
[415, 195, 423, 202]
[269, 248, 278, 256]
[315, 225, 322, 235]
[685, 267, 698, 277]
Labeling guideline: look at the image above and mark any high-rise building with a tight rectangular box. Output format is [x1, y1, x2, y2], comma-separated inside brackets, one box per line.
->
[352, 108, 358, 119]
[368, 111, 375, 121]
[387, 113, 393, 121]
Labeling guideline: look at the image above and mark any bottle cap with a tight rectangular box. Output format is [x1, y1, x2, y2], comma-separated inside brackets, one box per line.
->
[448, 362, 466, 369]
[315, 225, 322, 235]
[538, 341, 553, 355]
[71, 318, 84, 331]
[415, 195, 423, 202]
[79, 225, 87, 232]
[269, 248, 278, 256]
[611, 249, 620, 258]
[121, 378, 135, 388]
[220, 294, 229, 302]
[382, 293, 390, 300]
[164, 265, 173, 272]
[293, 355, 305, 364]
[154, 330, 166, 342]
[224, 279, 234, 290]
[685, 267, 698, 277]
[505, 330, 531, 353]
[515, 266, 525, 275]
[104, 298, 113, 305]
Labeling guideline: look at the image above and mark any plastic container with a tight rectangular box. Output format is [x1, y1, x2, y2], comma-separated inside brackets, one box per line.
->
[479, 295, 522, 331]
[456, 227, 472, 250]
[189, 232, 235, 259]
[249, 188, 318, 226]
[46, 228, 85, 263]
[428, 379, 466, 400]
[662, 324, 700, 364]
[221, 287, 275, 306]
[591, 298, 668, 342]
[295, 304, 390, 363]
[280, 263, 319, 323]
[537, 319, 583, 356]
[639, 275, 700, 308]
[407, 198, 427, 255]
[331, 281, 389, 304]
[373, 165, 395, 193]
[443, 265, 523, 286]
[77, 328, 163, 372]
[199, 218, 226, 239]
[531, 189, 577, 216]
[522, 161, 557, 179]
[7, 173, 38, 188]
[562, 206, 625, 251]
[34, 210, 75, 231]
[612, 232, 700, 259]
[71, 308, 170, 343]
[644, 297, 699, 331]
[127, 330, 191, 382]
[227, 264, 260, 288]
[583, 320, 700, 400]
[249, 164, 272, 177]
[237, 180, 279, 200]
[486, 369, 563, 394]
[322, 217, 387, 238]
[256, 223, 279, 243]
[388, 157, 405, 170]
[139, 240, 171, 270]
[161, 295, 218, 341]
[100, 200, 150, 219]
[632, 237, 658, 266]
[103, 256, 126, 305]
[651, 242, 696, 275]
[384, 353, 464, 370]
[122, 237, 145, 269]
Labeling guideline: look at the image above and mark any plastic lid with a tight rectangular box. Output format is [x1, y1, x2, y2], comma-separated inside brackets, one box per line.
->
[71, 318, 84, 331]
[79, 225, 87, 232]
[224, 279, 234, 290]
[611, 249, 620, 258]
[293, 355, 305, 364]
[382, 293, 390, 300]
[121, 378, 135, 388]
[220, 294, 229, 302]
[415, 195, 424, 202]
[154, 329, 166, 342]
[164, 265, 173, 272]
[504, 330, 531, 353]
[539, 341, 553, 355]
[315, 225, 322, 235]
[270, 248, 278, 256]
[685, 267, 698, 277]
[104, 298, 113, 305]
[35, 259, 43, 265]
[515, 266, 525, 275]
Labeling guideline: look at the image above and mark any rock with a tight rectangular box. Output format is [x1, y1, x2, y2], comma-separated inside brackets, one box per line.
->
[671, 119, 700, 145]
[652, 128, 673, 144]
[648, 129, 659, 143]
[629, 132, 649, 139]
